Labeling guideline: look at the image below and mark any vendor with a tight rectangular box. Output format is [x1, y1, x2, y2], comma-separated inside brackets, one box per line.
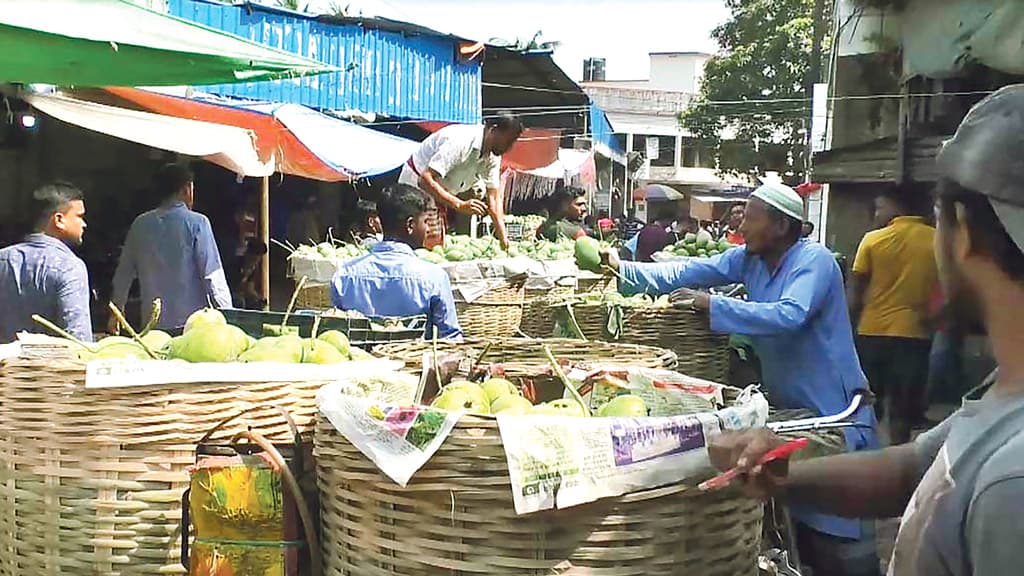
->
[602, 182, 879, 576]
[536, 186, 590, 241]
[723, 202, 746, 245]
[398, 112, 523, 250]
[350, 199, 383, 248]
[330, 184, 462, 340]
[109, 163, 232, 331]
[0, 182, 91, 342]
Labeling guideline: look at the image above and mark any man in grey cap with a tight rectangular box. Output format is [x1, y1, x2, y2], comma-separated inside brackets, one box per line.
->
[704, 84, 1024, 575]
[602, 182, 880, 575]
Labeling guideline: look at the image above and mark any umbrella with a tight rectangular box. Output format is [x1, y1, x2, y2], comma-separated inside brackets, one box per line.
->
[0, 0, 337, 87]
[633, 184, 685, 202]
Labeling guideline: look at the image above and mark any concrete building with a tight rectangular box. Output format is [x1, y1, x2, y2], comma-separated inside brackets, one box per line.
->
[581, 52, 748, 221]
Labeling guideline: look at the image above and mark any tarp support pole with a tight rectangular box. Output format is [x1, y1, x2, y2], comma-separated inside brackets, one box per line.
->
[261, 175, 270, 309]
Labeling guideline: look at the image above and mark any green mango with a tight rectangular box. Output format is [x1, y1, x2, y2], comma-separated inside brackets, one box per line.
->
[317, 330, 351, 357]
[574, 237, 602, 272]
[183, 308, 226, 333]
[92, 341, 150, 361]
[168, 323, 250, 363]
[140, 330, 172, 351]
[302, 339, 349, 364]
[239, 335, 305, 363]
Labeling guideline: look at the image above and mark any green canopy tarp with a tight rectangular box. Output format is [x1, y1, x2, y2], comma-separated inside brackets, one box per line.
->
[0, 0, 337, 86]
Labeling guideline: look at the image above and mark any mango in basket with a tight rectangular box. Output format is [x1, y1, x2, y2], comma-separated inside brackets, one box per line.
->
[481, 377, 519, 403]
[317, 330, 351, 357]
[238, 335, 304, 363]
[302, 338, 349, 364]
[491, 395, 533, 415]
[597, 394, 648, 418]
[183, 307, 226, 333]
[531, 399, 587, 417]
[167, 323, 250, 363]
[574, 236, 602, 273]
[90, 339, 150, 361]
[140, 330, 172, 352]
[432, 381, 490, 415]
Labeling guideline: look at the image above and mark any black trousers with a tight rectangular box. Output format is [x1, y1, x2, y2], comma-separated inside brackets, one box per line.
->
[857, 335, 931, 444]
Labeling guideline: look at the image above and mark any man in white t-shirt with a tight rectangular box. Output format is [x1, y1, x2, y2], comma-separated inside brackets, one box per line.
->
[398, 112, 523, 249]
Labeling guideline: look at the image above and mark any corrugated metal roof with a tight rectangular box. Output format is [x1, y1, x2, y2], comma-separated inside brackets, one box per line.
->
[168, 0, 481, 123]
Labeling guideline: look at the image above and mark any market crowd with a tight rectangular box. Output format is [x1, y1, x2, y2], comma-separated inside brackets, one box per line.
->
[2, 89, 1024, 575]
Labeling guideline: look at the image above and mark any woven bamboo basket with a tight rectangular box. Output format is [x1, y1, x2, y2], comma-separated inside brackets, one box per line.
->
[567, 304, 731, 383]
[295, 283, 333, 310]
[454, 280, 526, 339]
[315, 413, 762, 576]
[373, 337, 677, 378]
[576, 275, 618, 295]
[0, 356, 329, 576]
[519, 284, 575, 338]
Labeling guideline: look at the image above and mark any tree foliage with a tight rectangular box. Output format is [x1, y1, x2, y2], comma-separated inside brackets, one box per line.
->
[680, 0, 831, 180]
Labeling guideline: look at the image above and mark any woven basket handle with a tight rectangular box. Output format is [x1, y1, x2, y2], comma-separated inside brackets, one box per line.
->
[198, 404, 301, 448]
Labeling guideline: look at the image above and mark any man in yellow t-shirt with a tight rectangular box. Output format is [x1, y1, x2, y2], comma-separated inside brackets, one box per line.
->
[848, 190, 938, 444]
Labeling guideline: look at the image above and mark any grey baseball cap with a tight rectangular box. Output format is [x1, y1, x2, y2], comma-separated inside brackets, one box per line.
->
[936, 84, 1024, 252]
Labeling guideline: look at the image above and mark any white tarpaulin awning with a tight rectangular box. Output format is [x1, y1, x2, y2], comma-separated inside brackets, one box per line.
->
[522, 149, 594, 179]
[26, 92, 274, 177]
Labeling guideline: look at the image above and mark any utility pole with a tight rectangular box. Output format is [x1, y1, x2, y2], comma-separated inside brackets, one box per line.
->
[803, 0, 829, 221]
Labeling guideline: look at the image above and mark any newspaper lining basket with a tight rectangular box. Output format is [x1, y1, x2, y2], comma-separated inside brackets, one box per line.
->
[315, 412, 762, 576]
[453, 280, 526, 339]
[567, 304, 731, 383]
[0, 356, 327, 576]
[373, 337, 678, 378]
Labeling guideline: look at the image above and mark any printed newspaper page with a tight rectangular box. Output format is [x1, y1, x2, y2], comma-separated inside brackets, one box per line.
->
[498, 392, 768, 514]
[317, 382, 461, 487]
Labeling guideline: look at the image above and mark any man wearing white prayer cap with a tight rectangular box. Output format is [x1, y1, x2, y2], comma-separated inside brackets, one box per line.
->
[602, 182, 881, 576]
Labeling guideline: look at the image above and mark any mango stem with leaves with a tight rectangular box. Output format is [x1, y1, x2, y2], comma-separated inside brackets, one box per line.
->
[107, 303, 160, 359]
[542, 345, 590, 417]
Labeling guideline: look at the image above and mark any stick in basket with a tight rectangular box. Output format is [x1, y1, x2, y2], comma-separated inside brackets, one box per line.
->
[30, 314, 96, 353]
[107, 302, 160, 359]
[542, 345, 591, 417]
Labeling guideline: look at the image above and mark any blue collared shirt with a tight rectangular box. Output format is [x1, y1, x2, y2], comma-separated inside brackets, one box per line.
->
[112, 202, 232, 330]
[622, 240, 878, 540]
[330, 241, 462, 340]
[0, 233, 93, 343]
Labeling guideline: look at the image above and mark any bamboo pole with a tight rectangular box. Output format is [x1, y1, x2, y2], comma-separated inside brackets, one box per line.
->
[261, 175, 271, 308]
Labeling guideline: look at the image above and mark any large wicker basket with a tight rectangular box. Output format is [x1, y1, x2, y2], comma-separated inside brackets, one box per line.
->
[315, 413, 762, 575]
[0, 356, 328, 575]
[519, 284, 574, 338]
[567, 304, 731, 383]
[373, 337, 678, 378]
[454, 280, 526, 339]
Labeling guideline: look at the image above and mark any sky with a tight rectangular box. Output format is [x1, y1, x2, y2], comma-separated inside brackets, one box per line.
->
[302, 0, 730, 81]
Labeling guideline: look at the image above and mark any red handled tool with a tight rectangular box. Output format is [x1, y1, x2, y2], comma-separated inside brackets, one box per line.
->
[699, 437, 809, 491]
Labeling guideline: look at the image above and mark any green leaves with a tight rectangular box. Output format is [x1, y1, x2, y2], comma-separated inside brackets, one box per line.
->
[680, 0, 831, 179]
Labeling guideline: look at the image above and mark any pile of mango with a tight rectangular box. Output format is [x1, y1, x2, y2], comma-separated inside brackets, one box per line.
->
[430, 377, 647, 418]
[662, 229, 736, 258]
[77, 309, 370, 364]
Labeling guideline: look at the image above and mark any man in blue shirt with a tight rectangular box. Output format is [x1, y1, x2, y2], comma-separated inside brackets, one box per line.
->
[109, 163, 231, 332]
[331, 184, 462, 340]
[605, 182, 880, 576]
[0, 182, 92, 342]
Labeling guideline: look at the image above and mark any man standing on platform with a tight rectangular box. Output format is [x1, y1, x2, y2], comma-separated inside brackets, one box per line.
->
[399, 112, 523, 250]
[600, 182, 880, 576]
[109, 163, 231, 331]
[0, 182, 91, 342]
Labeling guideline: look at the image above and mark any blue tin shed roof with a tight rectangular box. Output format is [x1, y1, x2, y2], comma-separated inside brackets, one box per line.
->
[168, 0, 482, 123]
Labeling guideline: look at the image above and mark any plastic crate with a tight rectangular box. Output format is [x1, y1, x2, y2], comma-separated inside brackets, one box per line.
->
[219, 308, 423, 350]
